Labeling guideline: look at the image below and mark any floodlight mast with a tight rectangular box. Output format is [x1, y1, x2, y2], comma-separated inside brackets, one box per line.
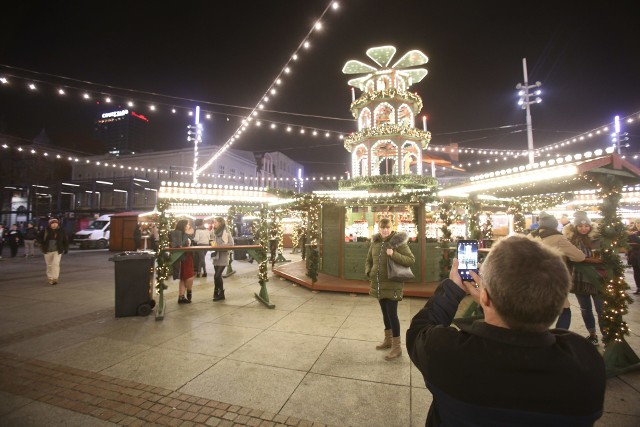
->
[189, 106, 202, 183]
[516, 58, 542, 165]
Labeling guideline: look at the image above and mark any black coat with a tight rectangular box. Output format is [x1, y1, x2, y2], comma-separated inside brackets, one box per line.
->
[406, 279, 606, 426]
[39, 227, 69, 254]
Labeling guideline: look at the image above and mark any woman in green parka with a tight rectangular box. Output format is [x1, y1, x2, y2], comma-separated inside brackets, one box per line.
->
[365, 218, 416, 360]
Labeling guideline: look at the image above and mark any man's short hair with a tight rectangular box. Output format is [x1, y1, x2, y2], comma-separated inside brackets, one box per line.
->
[480, 235, 571, 332]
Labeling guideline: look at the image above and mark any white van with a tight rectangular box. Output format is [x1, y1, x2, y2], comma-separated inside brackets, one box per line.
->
[74, 215, 112, 249]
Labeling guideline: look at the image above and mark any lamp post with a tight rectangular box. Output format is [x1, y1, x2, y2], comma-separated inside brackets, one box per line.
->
[188, 106, 203, 184]
[516, 58, 542, 165]
[612, 115, 629, 155]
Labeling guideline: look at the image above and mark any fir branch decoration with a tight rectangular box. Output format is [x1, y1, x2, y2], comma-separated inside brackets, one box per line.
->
[468, 197, 482, 240]
[596, 175, 632, 345]
[482, 213, 493, 240]
[507, 202, 526, 233]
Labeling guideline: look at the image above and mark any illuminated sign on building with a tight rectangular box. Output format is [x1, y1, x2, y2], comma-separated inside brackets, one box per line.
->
[131, 111, 149, 122]
[101, 109, 129, 119]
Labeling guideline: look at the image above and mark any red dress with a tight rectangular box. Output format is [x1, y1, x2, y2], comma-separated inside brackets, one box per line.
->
[180, 252, 194, 280]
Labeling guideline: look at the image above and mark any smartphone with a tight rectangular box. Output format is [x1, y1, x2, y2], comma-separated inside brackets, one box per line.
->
[457, 240, 479, 281]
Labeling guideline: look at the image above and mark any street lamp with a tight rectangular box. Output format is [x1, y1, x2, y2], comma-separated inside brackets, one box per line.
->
[516, 58, 542, 165]
[188, 106, 203, 184]
[612, 115, 629, 155]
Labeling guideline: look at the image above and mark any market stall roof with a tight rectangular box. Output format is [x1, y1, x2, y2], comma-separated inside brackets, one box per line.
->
[438, 151, 640, 199]
[158, 182, 280, 204]
[156, 181, 290, 216]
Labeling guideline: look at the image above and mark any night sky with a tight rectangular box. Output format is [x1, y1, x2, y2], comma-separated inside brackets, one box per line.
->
[1, 0, 639, 176]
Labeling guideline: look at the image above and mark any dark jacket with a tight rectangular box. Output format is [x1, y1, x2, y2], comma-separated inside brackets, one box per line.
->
[406, 279, 606, 426]
[24, 227, 39, 241]
[6, 229, 23, 247]
[365, 231, 415, 300]
[39, 227, 69, 255]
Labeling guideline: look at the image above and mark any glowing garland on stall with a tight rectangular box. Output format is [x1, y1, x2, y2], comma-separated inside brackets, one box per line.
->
[299, 195, 322, 282]
[591, 175, 632, 344]
[507, 202, 526, 233]
[482, 213, 493, 240]
[300, 211, 309, 260]
[155, 200, 173, 293]
[437, 200, 459, 279]
[256, 205, 269, 284]
[467, 197, 482, 240]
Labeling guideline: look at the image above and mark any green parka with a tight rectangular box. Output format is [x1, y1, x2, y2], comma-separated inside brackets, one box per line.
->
[365, 231, 415, 300]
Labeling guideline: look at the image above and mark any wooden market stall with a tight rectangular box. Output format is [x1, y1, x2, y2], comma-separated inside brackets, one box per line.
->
[153, 183, 280, 320]
[438, 152, 640, 377]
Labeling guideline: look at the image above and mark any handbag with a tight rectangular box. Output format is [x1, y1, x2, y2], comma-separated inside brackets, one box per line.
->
[387, 257, 414, 282]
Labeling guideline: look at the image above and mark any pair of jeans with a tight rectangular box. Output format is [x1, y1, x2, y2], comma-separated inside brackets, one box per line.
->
[378, 299, 400, 337]
[213, 265, 226, 291]
[576, 293, 604, 335]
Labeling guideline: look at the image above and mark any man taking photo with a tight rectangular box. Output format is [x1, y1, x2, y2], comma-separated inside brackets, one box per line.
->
[407, 235, 606, 426]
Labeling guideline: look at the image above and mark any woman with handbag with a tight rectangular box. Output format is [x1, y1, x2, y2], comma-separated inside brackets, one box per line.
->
[567, 211, 605, 345]
[211, 216, 234, 301]
[365, 218, 415, 360]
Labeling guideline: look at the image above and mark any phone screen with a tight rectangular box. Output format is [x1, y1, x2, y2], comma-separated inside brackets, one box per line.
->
[457, 240, 479, 281]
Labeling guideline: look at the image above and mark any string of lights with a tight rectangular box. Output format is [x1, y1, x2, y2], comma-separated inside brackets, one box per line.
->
[3, 66, 635, 171]
[197, 1, 342, 176]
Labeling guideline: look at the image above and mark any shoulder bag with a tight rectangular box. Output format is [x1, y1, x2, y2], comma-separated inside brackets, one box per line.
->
[387, 257, 414, 282]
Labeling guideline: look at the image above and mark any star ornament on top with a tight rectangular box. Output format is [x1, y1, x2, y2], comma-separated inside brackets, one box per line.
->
[342, 46, 428, 91]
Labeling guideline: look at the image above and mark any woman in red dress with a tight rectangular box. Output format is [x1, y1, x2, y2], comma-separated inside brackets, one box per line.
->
[174, 220, 195, 304]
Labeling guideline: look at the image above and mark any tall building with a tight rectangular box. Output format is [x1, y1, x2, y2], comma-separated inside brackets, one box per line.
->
[94, 108, 150, 155]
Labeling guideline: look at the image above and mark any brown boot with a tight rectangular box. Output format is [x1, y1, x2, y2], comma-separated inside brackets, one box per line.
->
[376, 329, 392, 350]
[385, 336, 402, 361]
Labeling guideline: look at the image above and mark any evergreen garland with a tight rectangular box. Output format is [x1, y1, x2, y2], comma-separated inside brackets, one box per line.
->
[438, 200, 457, 279]
[482, 213, 493, 240]
[306, 200, 321, 282]
[412, 205, 422, 236]
[596, 175, 633, 345]
[507, 202, 526, 233]
[155, 200, 172, 293]
[290, 222, 300, 250]
[468, 197, 482, 240]
[256, 205, 269, 284]
[438, 201, 453, 242]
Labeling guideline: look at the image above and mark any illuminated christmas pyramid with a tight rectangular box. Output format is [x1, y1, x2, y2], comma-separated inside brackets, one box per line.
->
[341, 46, 434, 189]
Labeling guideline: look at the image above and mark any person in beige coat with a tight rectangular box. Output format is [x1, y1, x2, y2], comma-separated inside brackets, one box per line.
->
[530, 211, 585, 329]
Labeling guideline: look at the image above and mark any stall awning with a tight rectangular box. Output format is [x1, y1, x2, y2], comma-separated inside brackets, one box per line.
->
[438, 154, 640, 198]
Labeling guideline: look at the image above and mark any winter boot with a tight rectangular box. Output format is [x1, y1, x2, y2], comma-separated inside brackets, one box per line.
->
[213, 288, 225, 301]
[385, 337, 402, 361]
[376, 329, 392, 350]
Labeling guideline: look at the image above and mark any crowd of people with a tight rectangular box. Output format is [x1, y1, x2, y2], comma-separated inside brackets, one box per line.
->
[375, 210, 636, 425]
[3, 210, 639, 424]
[168, 216, 234, 304]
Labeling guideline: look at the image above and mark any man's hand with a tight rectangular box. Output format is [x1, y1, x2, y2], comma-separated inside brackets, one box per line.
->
[450, 259, 482, 302]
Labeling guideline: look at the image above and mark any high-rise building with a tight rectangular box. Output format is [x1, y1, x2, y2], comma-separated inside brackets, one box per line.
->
[94, 108, 150, 155]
